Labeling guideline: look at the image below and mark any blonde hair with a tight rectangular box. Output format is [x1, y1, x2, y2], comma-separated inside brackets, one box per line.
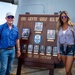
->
[56, 11, 74, 33]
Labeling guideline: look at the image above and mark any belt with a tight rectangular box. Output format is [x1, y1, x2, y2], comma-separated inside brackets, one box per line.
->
[6, 46, 14, 50]
[0, 46, 14, 50]
[60, 44, 74, 47]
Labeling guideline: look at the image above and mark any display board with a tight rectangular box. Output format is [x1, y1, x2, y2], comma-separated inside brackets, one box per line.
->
[16, 13, 60, 75]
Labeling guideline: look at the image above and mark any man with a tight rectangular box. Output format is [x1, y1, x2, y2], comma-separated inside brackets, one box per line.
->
[0, 12, 21, 75]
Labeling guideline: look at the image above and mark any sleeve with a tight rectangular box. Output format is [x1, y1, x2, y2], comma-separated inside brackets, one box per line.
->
[0, 25, 3, 39]
[15, 26, 20, 40]
[16, 28, 20, 39]
[73, 26, 75, 39]
[73, 26, 75, 53]
[57, 33, 60, 53]
[0, 25, 3, 35]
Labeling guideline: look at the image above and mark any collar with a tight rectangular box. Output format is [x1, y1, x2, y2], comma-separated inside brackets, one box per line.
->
[5, 22, 14, 28]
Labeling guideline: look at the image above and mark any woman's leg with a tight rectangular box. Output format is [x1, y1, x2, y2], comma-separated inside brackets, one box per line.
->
[65, 56, 74, 75]
[61, 55, 66, 67]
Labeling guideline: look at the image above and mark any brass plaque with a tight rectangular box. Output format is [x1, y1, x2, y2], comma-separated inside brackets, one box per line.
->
[28, 17, 37, 21]
[40, 55, 51, 60]
[39, 17, 47, 21]
[50, 17, 55, 22]
[55, 17, 59, 22]
[33, 55, 39, 58]
[45, 56, 51, 60]
[28, 54, 32, 58]
[21, 17, 26, 21]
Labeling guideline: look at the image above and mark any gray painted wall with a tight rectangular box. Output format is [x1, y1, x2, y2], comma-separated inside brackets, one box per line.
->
[14, 0, 75, 25]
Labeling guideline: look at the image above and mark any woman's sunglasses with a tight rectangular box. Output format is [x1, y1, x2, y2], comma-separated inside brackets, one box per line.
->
[61, 16, 67, 19]
[7, 16, 14, 19]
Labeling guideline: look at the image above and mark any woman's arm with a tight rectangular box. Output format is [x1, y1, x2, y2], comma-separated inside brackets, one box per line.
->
[57, 33, 60, 53]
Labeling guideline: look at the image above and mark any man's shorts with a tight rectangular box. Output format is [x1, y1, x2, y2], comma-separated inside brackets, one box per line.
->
[60, 45, 75, 56]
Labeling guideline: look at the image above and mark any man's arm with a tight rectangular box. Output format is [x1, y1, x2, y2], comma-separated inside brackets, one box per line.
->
[16, 39, 21, 57]
[16, 39, 20, 50]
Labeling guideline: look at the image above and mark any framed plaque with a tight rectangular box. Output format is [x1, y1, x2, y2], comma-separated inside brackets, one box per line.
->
[53, 47, 58, 56]
[21, 44, 27, 53]
[47, 30, 55, 41]
[22, 28, 30, 40]
[34, 22, 43, 33]
[28, 44, 33, 53]
[34, 45, 39, 54]
[34, 34, 42, 44]
[40, 45, 45, 55]
[46, 46, 52, 56]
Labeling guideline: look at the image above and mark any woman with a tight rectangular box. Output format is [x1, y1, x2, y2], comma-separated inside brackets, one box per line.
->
[56, 11, 75, 75]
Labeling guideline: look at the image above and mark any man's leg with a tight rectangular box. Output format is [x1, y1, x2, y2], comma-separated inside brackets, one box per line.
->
[5, 49, 15, 75]
[0, 50, 8, 75]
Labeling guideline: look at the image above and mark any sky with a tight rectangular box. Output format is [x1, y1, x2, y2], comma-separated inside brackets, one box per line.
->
[0, 2, 17, 25]
[0, 1, 75, 25]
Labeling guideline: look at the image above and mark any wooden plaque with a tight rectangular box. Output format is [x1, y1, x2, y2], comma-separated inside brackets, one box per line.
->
[17, 13, 60, 73]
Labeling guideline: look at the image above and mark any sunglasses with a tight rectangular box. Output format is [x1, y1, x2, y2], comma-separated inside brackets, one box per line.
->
[7, 16, 14, 19]
[61, 16, 67, 19]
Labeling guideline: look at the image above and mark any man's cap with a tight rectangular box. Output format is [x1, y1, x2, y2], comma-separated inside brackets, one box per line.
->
[6, 12, 14, 17]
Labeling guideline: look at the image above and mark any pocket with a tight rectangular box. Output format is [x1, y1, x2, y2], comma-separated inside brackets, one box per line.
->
[10, 32, 17, 40]
[0, 49, 5, 61]
[0, 49, 5, 53]
[67, 45, 74, 53]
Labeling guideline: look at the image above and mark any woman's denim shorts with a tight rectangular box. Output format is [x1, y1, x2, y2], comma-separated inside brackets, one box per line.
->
[60, 45, 75, 56]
